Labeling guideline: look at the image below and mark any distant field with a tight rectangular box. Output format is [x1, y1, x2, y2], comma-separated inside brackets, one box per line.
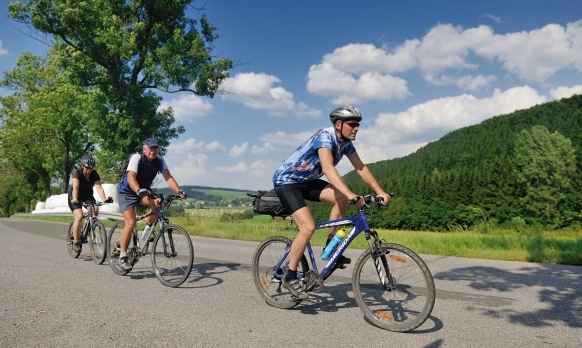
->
[156, 185, 254, 201]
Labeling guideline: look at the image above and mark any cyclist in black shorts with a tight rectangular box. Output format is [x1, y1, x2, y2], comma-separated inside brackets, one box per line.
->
[272, 106, 391, 299]
[68, 155, 113, 252]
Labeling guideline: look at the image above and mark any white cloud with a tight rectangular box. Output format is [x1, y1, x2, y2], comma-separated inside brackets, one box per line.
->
[251, 142, 277, 155]
[248, 159, 277, 179]
[158, 94, 213, 122]
[549, 85, 582, 100]
[215, 161, 247, 173]
[206, 141, 225, 152]
[306, 21, 582, 103]
[220, 72, 320, 117]
[168, 138, 205, 154]
[164, 153, 209, 187]
[229, 142, 248, 157]
[0, 40, 7, 55]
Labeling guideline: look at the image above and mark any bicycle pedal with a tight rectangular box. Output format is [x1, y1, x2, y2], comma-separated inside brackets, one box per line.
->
[336, 263, 347, 269]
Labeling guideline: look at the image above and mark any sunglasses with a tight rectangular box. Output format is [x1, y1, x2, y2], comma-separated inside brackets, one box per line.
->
[344, 122, 360, 128]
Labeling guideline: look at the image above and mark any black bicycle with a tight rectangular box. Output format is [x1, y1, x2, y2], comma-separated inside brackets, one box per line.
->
[252, 195, 435, 332]
[106, 193, 194, 287]
[66, 201, 108, 264]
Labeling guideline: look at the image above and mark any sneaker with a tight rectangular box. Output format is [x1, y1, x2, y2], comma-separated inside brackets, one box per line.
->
[118, 257, 133, 271]
[282, 278, 308, 300]
[73, 241, 82, 253]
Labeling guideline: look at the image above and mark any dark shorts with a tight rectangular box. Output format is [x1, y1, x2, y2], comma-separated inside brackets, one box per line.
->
[68, 196, 96, 212]
[117, 191, 142, 213]
[274, 179, 330, 215]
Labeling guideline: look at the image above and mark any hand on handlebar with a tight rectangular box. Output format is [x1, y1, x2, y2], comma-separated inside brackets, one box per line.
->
[177, 190, 187, 199]
[137, 188, 150, 197]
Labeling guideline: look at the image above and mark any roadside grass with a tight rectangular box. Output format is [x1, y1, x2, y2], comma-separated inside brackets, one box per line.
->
[13, 212, 582, 266]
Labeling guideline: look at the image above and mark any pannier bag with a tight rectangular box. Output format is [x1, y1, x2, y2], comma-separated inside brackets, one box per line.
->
[247, 190, 288, 217]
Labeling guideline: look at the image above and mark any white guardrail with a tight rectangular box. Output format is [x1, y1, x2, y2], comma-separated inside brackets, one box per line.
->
[32, 183, 123, 218]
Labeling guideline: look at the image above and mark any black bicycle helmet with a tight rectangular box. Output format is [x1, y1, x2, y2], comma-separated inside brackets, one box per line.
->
[81, 155, 96, 168]
[329, 105, 363, 124]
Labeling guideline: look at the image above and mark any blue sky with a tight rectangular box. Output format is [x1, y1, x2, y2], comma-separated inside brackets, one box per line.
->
[1, 0, 581, 191]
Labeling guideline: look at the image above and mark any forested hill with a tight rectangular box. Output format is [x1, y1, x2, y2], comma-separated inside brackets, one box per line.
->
[341, 94, 582, 231]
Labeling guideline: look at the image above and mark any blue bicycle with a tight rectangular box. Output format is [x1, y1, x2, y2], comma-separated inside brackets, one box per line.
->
[251, 195, 435, 332]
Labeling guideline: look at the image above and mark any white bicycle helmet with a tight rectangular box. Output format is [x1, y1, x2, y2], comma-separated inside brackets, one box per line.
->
[329, 105, 362, 123]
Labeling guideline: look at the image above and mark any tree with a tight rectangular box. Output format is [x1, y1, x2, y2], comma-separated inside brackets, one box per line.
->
[513, 126, 577, 225]
[8, 0, 233, 172]
[0, 52, 100, 195]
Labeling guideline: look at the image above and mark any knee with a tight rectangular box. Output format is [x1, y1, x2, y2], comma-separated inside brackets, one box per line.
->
[299, 224, 316, 237]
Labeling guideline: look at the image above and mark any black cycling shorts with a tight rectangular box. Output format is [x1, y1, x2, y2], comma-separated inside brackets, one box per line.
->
[274, 179, 330, 215]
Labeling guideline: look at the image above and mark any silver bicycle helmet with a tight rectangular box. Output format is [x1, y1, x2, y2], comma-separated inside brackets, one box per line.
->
[81, 155, 96, 168]
[329, 105, 363, 124]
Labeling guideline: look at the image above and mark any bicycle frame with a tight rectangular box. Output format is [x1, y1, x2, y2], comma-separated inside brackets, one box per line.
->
[275, 208, 372, 282]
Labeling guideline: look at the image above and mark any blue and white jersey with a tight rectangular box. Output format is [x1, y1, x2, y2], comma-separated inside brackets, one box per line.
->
[273, 126, 356, 186]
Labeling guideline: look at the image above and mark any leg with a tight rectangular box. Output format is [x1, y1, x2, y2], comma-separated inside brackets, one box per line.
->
[319, 184, 351, 265]
[120, 209, 137, 252]
[319, 184, 349, 238]
[71, 208, 83, 243]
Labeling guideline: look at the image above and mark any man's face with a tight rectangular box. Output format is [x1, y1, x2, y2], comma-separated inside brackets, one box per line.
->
[336, 120, 360, 140]
[143, 145, 159, 160]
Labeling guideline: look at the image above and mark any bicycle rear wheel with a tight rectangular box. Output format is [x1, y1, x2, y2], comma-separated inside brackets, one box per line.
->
[151, 224, 194, 287]
[352, 243, 435, 332]
[66, 222, 81, 258]
[252, 236, 309, 309]
[89, 220, 107, 265]
[107, 221, 131, 275]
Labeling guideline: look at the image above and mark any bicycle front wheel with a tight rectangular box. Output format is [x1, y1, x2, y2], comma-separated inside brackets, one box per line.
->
[89, 220, 107, 265]
[352, 243, 435, 332]
[107, 221, 131, 275]
[66, 222, 81, 258]
[151, 224, 194, 287]
[252, 236, 309, 309]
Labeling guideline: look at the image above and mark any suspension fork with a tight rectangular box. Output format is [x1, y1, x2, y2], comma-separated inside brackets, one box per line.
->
[367, 231, 396, 291]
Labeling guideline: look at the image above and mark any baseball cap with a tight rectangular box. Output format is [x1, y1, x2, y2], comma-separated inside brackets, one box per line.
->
[143, 138, 159, 147]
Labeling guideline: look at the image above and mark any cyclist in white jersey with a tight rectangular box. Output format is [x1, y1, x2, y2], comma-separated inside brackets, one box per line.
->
[273, 105, 391, 299]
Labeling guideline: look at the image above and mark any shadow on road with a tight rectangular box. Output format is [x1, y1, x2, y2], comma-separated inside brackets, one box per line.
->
[433, 265, 582, 328]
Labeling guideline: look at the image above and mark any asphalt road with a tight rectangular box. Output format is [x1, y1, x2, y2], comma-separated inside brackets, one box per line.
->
[0, 218, 580, 348]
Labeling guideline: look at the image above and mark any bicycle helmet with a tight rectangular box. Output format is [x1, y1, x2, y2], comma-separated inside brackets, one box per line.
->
[81, 155, 96, 168]
[329, 105, 362, 124]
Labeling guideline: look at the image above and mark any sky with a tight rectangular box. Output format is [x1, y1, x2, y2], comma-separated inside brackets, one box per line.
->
[1, 0, 582, 191]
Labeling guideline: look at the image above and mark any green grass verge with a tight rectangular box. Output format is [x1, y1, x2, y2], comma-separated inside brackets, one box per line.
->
[13, 214, 582, 265]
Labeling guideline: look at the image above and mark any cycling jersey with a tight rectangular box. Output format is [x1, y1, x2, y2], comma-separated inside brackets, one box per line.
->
[68, 167, 101, 201]
[273, 126, 356, 186]
[118, 153, 168, 194]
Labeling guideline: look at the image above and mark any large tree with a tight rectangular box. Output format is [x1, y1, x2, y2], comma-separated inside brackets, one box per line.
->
[0, 52, 100, 196]
[513, 125, 577, 226]
[8, 0, 233, 173]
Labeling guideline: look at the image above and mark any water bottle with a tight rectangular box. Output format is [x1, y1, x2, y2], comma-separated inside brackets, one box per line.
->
[141, 223, 153, 242]
[321, 229, 347, 260]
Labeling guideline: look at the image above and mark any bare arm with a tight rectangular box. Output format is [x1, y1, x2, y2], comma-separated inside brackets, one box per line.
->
[161, 169, 183, 196]
[347, 152, 391, 203]
[93, 181, 108, 201]
[319, 148, 358, 200]
[71, 178, 80, 202]
[127, 171, 140, 194]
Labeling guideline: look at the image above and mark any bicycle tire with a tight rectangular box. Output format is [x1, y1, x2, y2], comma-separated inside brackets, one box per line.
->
[107, 221, 131, 275]
[90, 220, 107, 265]
[66, 222, 81, 258]
[252, 236, 309, 309]
[151, 224, 194, 287]
[352, 243, 435, 332]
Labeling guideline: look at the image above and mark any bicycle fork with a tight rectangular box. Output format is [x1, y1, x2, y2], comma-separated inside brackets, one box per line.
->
[367, 231, 396, 291]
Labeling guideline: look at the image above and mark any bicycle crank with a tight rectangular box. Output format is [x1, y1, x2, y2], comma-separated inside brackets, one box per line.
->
[304, 270, 323, 293]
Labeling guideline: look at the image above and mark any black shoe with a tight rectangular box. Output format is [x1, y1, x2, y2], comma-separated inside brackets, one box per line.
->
[73, 241, 82, 253]
[338, 255, 351, 265]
